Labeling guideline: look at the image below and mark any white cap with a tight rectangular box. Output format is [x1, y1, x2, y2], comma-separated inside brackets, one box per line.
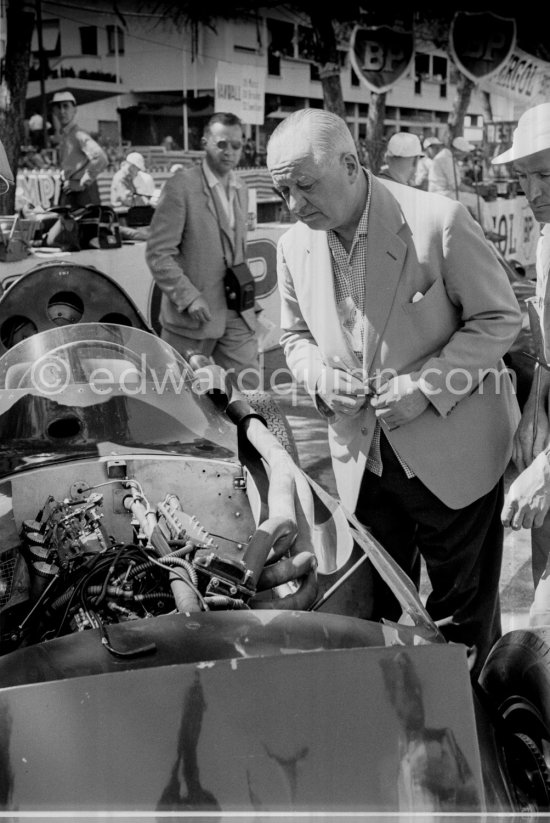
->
[52, 91, 76, 106]
[452, 136, 475, 153]
[492, 103, 550, 164]
[423, 136, 442, 149]
[386, 133, 424, 158]
[126, 152, 146, 171]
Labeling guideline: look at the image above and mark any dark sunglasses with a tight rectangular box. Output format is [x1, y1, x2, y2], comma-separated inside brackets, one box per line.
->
[212, 139, 243, 151]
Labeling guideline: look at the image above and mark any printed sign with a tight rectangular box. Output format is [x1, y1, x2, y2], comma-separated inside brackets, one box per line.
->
[214, 62, 265, 125]
[349, 25, 414, 94]
[449, 11, 516, 83]
[479, 47, 550, 107]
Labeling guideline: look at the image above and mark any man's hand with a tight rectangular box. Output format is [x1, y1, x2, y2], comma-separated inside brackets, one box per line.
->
[316, 367, 366, 417]
[370, 374, 429, 429]
[502, 450, 550, 530]
[250, 551, 318, 610]
[513, 394, 550, 473]
[80, 170, 92, 189]
[186, 296, 211, 324]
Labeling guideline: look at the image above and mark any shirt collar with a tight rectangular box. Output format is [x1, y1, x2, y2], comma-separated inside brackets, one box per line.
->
[202, 159, 240, 191]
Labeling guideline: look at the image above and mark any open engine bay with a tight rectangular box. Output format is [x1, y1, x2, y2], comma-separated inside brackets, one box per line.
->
[0, 454, 261, 656]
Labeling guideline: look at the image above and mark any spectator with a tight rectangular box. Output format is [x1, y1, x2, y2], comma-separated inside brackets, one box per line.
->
[51, 91, 108, 209]
[110, 152, 156, 208]
[28, 111, 49, 150]
[496, 104, 550, 613]
[161, 135, 177, 151]
[146, 112, 260, 388]
[266, 108, 521, 678]
[378, 133, 424, 186]
[429, 136, 492, 235]
[415, 136, 441, 190]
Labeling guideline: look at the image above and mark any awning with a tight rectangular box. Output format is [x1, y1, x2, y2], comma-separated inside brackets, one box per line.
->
[26, 77, 126, 111]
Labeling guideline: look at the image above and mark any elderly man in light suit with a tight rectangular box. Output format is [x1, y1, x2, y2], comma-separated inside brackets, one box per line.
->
[146, 112, 259, 387]
[267, 109, 521, 677]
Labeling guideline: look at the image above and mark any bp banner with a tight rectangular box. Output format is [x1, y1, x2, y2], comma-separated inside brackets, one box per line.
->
[214, 62, 265, 124]
[349, 24, 414, 94]
[449, 11, 516, 83]
[479, 47, 550, 107]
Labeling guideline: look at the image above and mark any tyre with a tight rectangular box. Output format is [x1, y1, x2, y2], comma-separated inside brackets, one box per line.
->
[242, 389, 300, 465]
[479, 628, 550, 810]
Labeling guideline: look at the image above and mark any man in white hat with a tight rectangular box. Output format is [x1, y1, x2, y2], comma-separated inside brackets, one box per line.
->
[378, 132, 424, 187]
[110, 151, 156, 208]
[497, 103, 550, 609]
[51, 90, 108, 209]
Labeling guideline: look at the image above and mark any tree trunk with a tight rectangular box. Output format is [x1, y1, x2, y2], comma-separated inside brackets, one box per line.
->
[0, 7, 35, 214]
[307, 7, 347, 121]
[366, 92, 386, 174]
[445, 71, 474, 144]
[480, 90, 493, 123]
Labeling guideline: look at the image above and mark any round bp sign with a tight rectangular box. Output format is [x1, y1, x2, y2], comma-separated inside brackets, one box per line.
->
[349, 25, 415, 95]
[449, 11, 517, 83]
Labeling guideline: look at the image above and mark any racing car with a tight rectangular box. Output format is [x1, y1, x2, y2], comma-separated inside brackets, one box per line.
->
[0, 260, 549, 818]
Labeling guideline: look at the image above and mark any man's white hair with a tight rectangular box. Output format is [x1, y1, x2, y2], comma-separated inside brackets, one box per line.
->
[267, 108, 357, 167]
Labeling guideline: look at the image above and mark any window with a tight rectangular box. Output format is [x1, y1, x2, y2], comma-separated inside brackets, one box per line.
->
[80, 26, 97, 56]
[106, 25, 124, 55]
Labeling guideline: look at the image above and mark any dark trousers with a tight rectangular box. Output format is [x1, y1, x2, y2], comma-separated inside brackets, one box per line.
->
[355, 431, 504, 679]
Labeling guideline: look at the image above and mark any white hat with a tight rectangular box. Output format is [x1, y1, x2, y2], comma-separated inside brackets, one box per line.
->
[492, 103, 550, 164]
[452, 136, 475, 153]
[52, 91, 76, 105]
[386, 133, 424, 158]
[126, 152, 146, 171]
[423, 136, 443, 149]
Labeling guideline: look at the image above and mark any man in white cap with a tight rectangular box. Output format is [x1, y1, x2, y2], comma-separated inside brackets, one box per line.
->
[428, 135, 492, 234]
[51, 90, 108, 209]
[415, 136, 442, 190]
[110, 151, 156, 208]
[378, 133, 424, 187]
[497, 103, 550, 609]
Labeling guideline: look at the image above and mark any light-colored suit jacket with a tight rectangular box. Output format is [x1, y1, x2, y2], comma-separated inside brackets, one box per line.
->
[278, 175, 522, 511]
[146, 163, 254, 339]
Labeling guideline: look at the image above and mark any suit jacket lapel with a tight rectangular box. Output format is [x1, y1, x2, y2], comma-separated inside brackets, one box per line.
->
[363, 178, 409, 374]
[201, 171, 235, 260]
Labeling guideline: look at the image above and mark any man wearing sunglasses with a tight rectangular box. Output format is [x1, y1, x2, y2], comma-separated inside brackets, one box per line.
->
[146, 112, 260, 387]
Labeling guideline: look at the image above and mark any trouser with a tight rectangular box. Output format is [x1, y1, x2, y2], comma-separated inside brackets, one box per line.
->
[531, 514, 550, 587]
[355, 431, 504, 680]
[161, 312, 260, 391]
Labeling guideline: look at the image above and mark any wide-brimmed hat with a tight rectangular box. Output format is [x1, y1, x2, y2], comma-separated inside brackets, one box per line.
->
[492, 102, 550, 164]
[452, 136, 475, 153]
[51, 91, 77, 106]
[0, 138, 13, 184]
[386, 132, 424, 158]
[126, 152, 146, 171]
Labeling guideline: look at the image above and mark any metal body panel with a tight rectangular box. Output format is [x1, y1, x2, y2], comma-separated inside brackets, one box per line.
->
[0, 642, 487, 814]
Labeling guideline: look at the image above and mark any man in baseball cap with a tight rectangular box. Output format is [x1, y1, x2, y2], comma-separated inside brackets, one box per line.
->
[498, 103, 550, 606]
[378, 132, 424, 186]
[51, 89, 108, 208]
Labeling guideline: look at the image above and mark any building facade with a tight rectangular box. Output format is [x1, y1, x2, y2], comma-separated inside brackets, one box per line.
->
[26, 3, 518, 154]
